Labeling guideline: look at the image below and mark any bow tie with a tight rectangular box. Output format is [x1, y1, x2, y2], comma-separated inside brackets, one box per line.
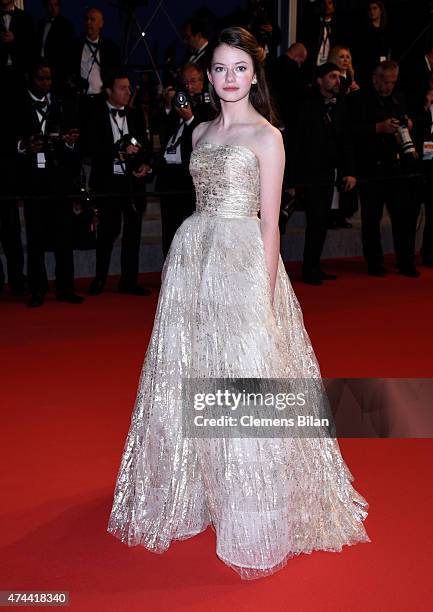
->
[33, 99, 49, 112]
[86, 39, 99, 48]
[110, 108, 126, 118]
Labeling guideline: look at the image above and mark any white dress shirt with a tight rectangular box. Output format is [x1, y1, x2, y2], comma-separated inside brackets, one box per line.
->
[107, 102, 129, 175]
[80, 37, 103, 94]
[41, 17, 54, 57]
[317, 18, 332, 66]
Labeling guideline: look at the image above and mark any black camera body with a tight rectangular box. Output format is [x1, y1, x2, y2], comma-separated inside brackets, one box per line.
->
[113, 134, 142, 172]
[32, 130, 62, 153]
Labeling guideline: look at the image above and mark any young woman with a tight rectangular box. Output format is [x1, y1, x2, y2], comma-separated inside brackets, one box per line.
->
[355, 1, 391, 86]
[107, 27, 369, 580]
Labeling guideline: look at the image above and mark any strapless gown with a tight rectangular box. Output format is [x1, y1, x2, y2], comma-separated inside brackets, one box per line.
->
[107, 143, 370, 579]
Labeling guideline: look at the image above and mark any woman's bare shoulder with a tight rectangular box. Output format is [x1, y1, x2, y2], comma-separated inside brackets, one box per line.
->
[254, 122, 283, 150]
[192, 120, 214, 148]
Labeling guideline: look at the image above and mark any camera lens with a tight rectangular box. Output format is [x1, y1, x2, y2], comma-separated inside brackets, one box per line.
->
[174, 91, 189, 108]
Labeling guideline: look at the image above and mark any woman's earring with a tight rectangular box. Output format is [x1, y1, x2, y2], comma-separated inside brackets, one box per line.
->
[252, 77, 257, 85]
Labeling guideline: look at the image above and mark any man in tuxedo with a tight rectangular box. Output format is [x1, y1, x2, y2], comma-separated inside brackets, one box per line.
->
[82, 70, 152, 296]
[287, 62, 356, 285]
[36, 0, 75, 95]
[0, 0, 34, 89]
[75, 6, 120, 117]
[14, 61, 83, 307]
[300, 0, 344, 80]
[348, 60, 420, 277]
[182, 17, 209, 73]
[0, 95, 25, 296]
[157, 63, 213, 257]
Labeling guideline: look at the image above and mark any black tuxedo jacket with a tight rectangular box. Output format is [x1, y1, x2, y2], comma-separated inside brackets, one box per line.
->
[82, 99, 152, 190]
[268, 55, 307, 129]
[36, 15, 75, 83]
[0, 7, 34, 72]
[11, 91, 79, 191]
[286, 87, 355, 186]
[402, 55, 433, 109]
[74, 37, 121, 93]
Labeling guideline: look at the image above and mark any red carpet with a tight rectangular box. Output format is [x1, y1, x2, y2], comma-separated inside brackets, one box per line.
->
[1, 257, 432, 611]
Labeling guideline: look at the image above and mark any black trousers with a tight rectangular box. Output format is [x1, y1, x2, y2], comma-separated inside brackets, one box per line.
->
[359, 173, 420, 270]
[0, 199, 25, 288]
[94, 175, 144, 286]
[302, 180, 334, 277]
[24, 195, 75, 296]
[157, 165, 195, 258]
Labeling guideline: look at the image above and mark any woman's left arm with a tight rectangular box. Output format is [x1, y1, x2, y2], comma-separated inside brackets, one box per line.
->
[257, 127, 285, 304]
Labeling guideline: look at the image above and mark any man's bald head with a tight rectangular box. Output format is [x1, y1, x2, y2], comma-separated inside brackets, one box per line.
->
[287, 42, 308, 67]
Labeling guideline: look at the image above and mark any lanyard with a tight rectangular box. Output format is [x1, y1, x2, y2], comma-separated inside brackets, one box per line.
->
[84, 40, 101, 83]
[111, 113, 126, 139]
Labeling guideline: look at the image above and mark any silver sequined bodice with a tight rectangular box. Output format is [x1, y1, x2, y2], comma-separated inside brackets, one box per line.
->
[190, 143, 260, 218]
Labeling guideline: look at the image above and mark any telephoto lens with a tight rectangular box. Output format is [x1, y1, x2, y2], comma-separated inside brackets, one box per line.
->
[396, 125, 417, 157]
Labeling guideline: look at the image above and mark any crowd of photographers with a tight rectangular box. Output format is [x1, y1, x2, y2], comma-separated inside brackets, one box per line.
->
[0, 0, 433, 306]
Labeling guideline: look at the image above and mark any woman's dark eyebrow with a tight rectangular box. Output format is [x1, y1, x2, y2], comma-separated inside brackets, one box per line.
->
[212, 61, 248, 66]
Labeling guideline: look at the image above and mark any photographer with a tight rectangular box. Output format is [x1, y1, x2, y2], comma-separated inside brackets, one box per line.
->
[348, 60, 421, 277]
[156, 62, 213, 257]
[82, 69, 152, 296]
[14, 60, 82, 307]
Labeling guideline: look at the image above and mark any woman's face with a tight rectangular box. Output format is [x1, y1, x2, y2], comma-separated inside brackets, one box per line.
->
[335, 49, 351, 71]
[368, 3, 382, 22]
[208, 43, 256, 104]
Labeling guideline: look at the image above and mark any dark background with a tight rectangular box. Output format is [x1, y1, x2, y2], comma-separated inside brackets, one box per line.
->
[25, 0, 248, 65]
[25, 0, 433, 66]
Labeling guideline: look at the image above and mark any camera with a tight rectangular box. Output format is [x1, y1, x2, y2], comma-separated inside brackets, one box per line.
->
[114, 134, 142, 171]
[31, 130, 61, 152]
[173, 91, 211, 110]
[173, 91, 189, 109]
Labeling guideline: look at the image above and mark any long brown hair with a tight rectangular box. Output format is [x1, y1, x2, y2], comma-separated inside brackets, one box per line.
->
[207, 26, 275, 123]
[368, 1, 387, 28]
